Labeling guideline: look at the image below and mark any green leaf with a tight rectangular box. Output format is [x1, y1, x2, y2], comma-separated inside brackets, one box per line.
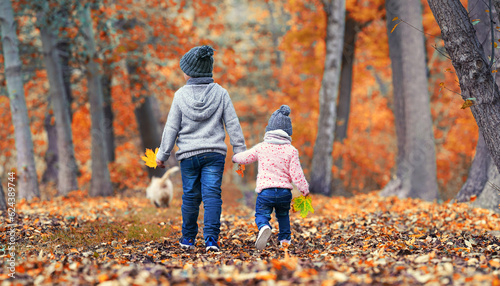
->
[292, 196, 314, 218]
[472, 19, 481, 25]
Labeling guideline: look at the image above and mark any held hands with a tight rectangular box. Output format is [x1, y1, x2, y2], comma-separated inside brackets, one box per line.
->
[156, 159, 166, 168]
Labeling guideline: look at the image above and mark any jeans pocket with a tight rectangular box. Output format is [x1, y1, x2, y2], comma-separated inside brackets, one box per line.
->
[276, 188, 292, 198]
[204, 154, 225, 172]
[259, 188, 275, 198]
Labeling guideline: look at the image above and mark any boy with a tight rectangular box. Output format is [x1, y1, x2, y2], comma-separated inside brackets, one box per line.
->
[156, 45, 246, 252]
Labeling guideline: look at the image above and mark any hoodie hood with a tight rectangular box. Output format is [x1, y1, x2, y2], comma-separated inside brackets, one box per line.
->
[177, 83, 224, 121]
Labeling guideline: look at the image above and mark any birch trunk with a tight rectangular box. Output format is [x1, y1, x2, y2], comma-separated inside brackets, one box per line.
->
[310, 0, 345, 196]
[0, 0, 40, 200]
[81, 4, 113, 196]
[427, 0, 500, 174]
[40, 22, 78, 196]
[380, 0, 439, 201]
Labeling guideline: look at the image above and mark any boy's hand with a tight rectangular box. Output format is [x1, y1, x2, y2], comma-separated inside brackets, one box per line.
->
[156, 159, 166, 168]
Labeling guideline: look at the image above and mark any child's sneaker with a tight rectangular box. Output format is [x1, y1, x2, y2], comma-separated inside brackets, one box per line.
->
[280, 239, 291, 248]
[255, 225, 272, 250]
[179, 237, 195, 250]
[205, 236, 220, 252]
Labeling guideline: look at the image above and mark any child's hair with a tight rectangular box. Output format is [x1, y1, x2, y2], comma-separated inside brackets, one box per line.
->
[265, 105, 293, 136]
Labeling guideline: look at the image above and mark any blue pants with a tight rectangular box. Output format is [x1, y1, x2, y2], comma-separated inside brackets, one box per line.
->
[180, 152, 225, 241]
[255, 188, 292, 241]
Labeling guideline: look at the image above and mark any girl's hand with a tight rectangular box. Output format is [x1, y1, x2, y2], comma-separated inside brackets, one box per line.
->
[156, 159, 166, 168]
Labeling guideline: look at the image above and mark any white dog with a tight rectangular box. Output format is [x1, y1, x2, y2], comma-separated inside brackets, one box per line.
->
[146, 166, 180, 208]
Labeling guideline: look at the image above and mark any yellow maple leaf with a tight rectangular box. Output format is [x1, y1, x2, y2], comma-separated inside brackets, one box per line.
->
[141, 148, 158, 169]
[292, 195, 314, 218]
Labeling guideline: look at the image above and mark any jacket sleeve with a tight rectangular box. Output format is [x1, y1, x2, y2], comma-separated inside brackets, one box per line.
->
[232, 145, 258, 164]
[157, 95, 181, 162]
[289, 148, 309, 196]
[222, 92, 247, 154]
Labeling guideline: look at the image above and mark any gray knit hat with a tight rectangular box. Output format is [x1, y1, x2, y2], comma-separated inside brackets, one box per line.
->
[265, 105, 293, 136]
[180, 45, 214, 77]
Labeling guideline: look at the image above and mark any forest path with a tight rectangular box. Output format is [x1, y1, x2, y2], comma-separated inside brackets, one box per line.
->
[1, 189, 500, 285]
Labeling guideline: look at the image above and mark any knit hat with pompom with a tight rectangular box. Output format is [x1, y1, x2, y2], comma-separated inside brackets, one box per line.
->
[180, 45, 214, 77]
[265, 105, 293, 136]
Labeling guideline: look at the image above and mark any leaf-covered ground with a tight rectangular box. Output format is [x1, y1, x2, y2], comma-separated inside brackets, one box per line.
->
[1, 187, 500, 285]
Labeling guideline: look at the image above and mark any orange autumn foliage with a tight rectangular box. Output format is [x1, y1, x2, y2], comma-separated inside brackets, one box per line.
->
[261, 0, 478, 199]
[0, 0, 480, 201]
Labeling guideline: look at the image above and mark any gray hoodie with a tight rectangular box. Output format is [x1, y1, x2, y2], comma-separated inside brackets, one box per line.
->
[157, 82, 247, 162]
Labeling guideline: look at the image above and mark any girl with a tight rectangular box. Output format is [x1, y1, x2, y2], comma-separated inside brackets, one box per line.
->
[232, 105, 309, 250]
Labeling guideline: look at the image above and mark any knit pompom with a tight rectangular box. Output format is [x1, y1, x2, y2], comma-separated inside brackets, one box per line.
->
[279, 105, 291, 116]
[196, 45, 214, 59]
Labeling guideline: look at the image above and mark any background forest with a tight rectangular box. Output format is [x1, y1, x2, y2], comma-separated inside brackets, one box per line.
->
[3, 0, 500, 284]
[0, 0, 497, 208]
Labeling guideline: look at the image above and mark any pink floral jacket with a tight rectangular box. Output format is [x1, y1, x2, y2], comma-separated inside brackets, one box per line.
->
[232, 130, 309, 195]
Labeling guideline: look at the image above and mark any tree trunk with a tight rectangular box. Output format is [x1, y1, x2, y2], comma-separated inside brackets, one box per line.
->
[472, 160, 500, 213]
[335, 16, 357, 144]
[40, 22, 79, 196]
[265, 1, 282, 66]
[427, 0, 500, 174]
[81, 4, 113, 197]
[332, 16, 358, 197]
[310, 0, 346, 196]
[380, 0, 439, 201]
[56, 5, 73, 119]
[455, 0, 500, 210]
[0, 0, 40, 200]
[41, 4, 74, 186]
[101, 70, 115, 162]
[42, 111, 58, 184]
[127, 61, 167, 178]
[456, 132, 498, 201]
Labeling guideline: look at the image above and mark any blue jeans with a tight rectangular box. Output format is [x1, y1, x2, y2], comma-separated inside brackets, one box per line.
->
[255, 188, 292, 241]
[180, 152, 225, 241]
